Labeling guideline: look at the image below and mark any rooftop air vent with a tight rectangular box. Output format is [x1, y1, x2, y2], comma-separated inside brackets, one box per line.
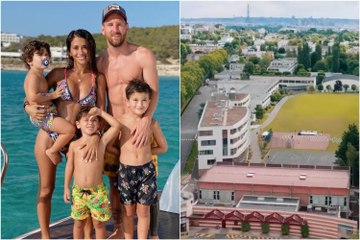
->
[299, 173, 307, 180]
[246, 171, 255, 177]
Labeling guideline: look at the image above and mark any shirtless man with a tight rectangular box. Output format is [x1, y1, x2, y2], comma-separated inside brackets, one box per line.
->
[97, 3, 159, 238]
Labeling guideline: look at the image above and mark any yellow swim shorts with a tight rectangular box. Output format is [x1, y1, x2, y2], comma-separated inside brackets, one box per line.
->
[71, 182, 111, 222]
[103, 151, 120, 178]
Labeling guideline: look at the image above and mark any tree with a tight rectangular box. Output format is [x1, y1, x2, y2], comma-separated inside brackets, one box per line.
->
[317, 84, 324, 92]
[278, 47, 286, 54]
[351, 84, 358, 92]
[316, 71, 325, 85]
[181, 43, 191, 64]
[315, 43, 322, 60]
[255, 105, 264, 120]
[335, 124, 359, 186]
[334, 80, 343, 92]
[301, 42, 311, 70]
[326, 84, 332, 92]
[243, 62, 255, 75]
[343, 84, 349, 92]
[308, 85, 315, 94]
[310, 52, 319, 70]
[313, 60, 327, 72]
[332, 43, 340, 72]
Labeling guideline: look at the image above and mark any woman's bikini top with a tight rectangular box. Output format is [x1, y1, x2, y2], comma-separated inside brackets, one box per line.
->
[57, 68, 97, 107]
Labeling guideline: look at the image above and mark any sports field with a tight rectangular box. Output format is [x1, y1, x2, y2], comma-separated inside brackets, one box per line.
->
[264, 93, 359, 151]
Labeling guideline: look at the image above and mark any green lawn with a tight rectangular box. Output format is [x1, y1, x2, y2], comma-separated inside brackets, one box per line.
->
[264, 93, 359, 151]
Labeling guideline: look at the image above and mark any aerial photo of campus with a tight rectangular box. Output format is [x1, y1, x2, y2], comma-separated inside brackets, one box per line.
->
[180, 1, 359, 239]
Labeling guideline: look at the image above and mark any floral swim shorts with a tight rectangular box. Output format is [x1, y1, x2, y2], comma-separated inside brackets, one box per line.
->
[117, 161, 157, 206]
[30, 104, 57, 133]
[71, 182, 111, 222]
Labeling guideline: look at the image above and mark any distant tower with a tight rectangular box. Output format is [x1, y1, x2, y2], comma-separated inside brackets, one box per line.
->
[246, 4, 250, 22]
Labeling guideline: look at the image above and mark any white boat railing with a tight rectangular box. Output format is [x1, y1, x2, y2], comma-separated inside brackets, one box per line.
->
[1, 142, 9, 186]
[160, 160, 180, 214]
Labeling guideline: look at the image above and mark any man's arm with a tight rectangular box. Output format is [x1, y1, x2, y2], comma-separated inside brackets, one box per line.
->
[131, 47, 159, 147]
[96, 73, 107, 111]
[64, 143, 75, 203]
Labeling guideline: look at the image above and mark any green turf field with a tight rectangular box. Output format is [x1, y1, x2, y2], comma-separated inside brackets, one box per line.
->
[264, 93, 359, 151]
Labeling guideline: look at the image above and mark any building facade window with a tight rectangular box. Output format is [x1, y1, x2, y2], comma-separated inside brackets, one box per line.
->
[325, 196, 328, 205]
[213, 191, 220, 200]
[201, 140, 216, 146]
[222, 130, 228, 156]
[199, 190, 202, 199]
[199, 130, 213, 136]
[310, 196, 313, 204]
[199, 150, 213, 155]
[344, 197, 346, 206]
[231, 192, 235, 201]
[207, 159, 216, 165]
[329, 196, 332, 205]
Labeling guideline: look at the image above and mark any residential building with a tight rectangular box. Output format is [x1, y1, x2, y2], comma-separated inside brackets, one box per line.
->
[197, 93, 251, 175]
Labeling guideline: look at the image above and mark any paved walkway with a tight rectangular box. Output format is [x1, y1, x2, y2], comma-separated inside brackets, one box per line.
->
[249, 96, 293, 163]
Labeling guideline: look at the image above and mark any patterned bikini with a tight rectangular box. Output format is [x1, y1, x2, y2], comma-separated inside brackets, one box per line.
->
[49, 68, 97, 142]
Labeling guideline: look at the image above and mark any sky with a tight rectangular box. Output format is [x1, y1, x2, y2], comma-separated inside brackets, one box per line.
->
[1, 1, 179, 37]
[180, 0, 359, 20]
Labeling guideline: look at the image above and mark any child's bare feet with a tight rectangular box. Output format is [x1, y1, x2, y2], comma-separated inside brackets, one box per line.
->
[45, 149, 61, 165]
[150, 235, 159, 239]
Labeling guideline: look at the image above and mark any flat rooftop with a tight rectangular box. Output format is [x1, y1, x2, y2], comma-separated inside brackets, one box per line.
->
[199, 165, 349, 189]
[199, 101, 248, 128]
[211, 92, 248, 102]
[237, 195, 299, 212]
[217, 79, 279, 111]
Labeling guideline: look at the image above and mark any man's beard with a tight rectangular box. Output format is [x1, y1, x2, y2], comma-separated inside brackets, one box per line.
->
[108, 33, 125, 48]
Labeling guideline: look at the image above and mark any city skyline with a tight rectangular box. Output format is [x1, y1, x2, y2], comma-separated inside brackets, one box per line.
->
[1, 1, 179, 37]
[181, 1, 359, 20]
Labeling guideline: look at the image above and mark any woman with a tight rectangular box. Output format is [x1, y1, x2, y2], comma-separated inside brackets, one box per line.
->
[25, 29, 106, 238]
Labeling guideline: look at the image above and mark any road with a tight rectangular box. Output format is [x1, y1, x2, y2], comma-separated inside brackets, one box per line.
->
[181, 84, 216, 172]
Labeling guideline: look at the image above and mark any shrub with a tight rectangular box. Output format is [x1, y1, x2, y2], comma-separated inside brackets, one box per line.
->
[281, 224, 290, 235]
[262, 222, 269, 234]
[301, 224, 309, 238]
[242, 221, 250, 232]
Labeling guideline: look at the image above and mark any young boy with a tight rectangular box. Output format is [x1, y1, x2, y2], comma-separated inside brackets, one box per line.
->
[22, 40, 75, 165]
[64, 106, 121, 239]
[117, 80, 167, 239]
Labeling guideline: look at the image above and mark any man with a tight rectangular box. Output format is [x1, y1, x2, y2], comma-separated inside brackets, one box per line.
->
[97, 3, 159, 239]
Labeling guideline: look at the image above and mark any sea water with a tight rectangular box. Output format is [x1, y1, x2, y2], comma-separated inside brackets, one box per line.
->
[0, 70, 179, 238]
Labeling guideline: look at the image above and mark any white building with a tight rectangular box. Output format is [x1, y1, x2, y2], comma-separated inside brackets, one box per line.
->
[1, 33, 23, 47]
[250, 75, 316, 92]
[180, 25, 193, 41]
[1, 33, 22, 43]
[267, 58, 297, 73]
[322, 74, 359, 92]
[197, 93, 251, 175]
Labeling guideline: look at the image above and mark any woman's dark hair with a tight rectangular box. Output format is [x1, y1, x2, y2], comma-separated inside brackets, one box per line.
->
[21, 40, 51, 69]
[125, 80, 152, 100]
[66, 29, 98, 74]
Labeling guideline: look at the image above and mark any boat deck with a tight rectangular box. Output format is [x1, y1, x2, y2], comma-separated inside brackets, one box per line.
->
[18, 210, 179, 239]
